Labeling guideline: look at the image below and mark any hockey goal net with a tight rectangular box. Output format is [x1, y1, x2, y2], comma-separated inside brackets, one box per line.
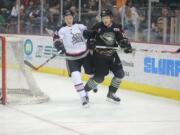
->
[0, 36, 49, 105]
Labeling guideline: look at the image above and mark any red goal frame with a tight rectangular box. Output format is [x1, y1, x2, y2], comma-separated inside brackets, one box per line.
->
[0, 36, 6, 105]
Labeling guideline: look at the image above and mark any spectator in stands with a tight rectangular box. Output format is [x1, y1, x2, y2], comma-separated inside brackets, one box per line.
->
[64, 0, 74, 10]
[9, 1, 24, 33]
[23, 0, 35, 34]
[0, 0, 13, 10]
[23, 0, 38, 7]
[81, 0, 98, 28]
[70, 6, 79, 22]
[155, 7, 171, 42]
[10, 2, 18, 20]
[48, 2, 60, 25]
[29, 2, 48, 34]
[0, 10, 6, 33]
[123, 2, 134, 38]
[88, 0, 98, 15]
[101, 0, 113, 10]
[142, 17, 169, 43]
[112, 5, 121, 24]
[123, 0, 144, 40]
[0, 7, 10, 32]
[81, 0, 98, 15]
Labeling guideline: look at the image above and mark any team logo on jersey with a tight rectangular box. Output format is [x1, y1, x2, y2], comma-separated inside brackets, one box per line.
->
[72, 33, 84, 45]
[100, 32, 115, 46]
[24, 39, 33, 56]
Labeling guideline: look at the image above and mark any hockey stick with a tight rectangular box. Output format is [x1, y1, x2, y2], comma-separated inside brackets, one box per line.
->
[95, 46, 180, 54]
[24, 51, 89, 70]
[135, 48, 180, 54]
[24, 54, 57, 70]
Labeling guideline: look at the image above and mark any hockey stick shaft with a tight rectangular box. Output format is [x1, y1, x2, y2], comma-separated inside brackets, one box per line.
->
[135, 48, 180, 54]
[36, 54, 57, 70]
[24, 51, 90, 70]
[24, 54, 57, 70]
[95, 46, 180, 54]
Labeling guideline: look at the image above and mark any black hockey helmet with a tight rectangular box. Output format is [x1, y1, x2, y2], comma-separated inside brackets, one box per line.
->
[101, 9, 112, 17]
[63, 10, 73, 17]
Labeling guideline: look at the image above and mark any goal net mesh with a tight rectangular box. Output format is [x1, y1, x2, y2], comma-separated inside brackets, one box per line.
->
[0, 37, 49, 104]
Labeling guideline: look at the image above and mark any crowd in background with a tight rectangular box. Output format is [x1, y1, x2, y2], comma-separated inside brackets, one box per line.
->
[0, 0, 179, 44]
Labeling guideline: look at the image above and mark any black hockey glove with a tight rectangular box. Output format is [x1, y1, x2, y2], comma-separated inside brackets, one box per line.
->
[54, 40, 65, 54]
[119, 38, 129, 48]
[119, 38, 133, 53]
[87, 38, 96, 50]
[124, 47, 133, 53]
[176, 48, 180, 53]
[83, 30, 97, 39]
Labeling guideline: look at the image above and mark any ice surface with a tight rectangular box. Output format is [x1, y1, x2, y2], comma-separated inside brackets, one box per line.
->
[0, 72, 180, 135]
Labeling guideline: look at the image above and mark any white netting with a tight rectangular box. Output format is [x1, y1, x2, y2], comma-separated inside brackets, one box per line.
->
[0, 37, 49, 104]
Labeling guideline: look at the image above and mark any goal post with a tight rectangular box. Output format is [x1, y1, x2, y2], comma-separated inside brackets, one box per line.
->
[0, 36, 49, 105]
[0, 36, 6, 104]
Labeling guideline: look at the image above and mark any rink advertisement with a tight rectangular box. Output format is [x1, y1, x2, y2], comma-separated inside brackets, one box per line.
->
[22, 35, 68, 75]
[118, 42, 180, 100]
[1, 34, 180, 100]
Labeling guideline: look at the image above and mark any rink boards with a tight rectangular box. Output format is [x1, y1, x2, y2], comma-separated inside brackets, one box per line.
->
[1, 34, 180, 100]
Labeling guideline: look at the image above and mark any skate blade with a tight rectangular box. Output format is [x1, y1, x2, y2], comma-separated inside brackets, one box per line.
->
[82, 103, 90, 108]
[93, 89, 98, 93]
[106, 98, 120, 104]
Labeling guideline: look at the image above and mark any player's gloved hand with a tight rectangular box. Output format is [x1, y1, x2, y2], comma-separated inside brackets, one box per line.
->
[83, 30, 97, 39]
[119, 38, 133, 53]
[119, 38, 129, 48]
[58, 48, 66, 54]
[124, 47, 133, 53]
[54, 40, 65, 54]
[176, 48, 180, 53]
[87, 38, 96, 50]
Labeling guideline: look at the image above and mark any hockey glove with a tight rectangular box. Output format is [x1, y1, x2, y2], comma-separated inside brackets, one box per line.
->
[83, 30, 97, 39]
[54, 40, 65, 54]
[177, 48, 180, 53]
[124, 47, 133, 53]
[119, 38, 129, 48]
[119, 38, 133, 53]
[87, 38, 96, 50]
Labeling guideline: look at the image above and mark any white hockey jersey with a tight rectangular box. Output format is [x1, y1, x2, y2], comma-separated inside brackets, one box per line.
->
[58, 23, 87, 56]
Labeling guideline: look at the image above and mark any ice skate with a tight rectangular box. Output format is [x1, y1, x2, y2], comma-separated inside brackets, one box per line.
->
[106, 92, 120, 103]
[81, 96, 89, 108]
[93, 88, 98, 93]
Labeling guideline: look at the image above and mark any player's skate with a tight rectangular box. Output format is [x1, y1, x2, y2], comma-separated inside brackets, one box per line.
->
[81, 96, 89, 108]
[106, 92, 121, 103]
[93, 88, 98, 93]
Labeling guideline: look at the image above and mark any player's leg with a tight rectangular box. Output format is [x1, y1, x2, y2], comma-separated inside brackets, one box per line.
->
[107, 53, 125, 103]
[84, 53, 109, 92]
[82, 53, 98, 93]
[84, 75, 105, 92]
[88, 75, 98, 93]
[66, 60, 89, 107]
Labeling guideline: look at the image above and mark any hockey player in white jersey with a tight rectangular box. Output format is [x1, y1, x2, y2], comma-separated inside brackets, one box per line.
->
[53, 10, 93, 107]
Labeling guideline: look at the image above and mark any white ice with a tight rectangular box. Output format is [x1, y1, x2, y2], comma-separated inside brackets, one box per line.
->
[0, 72, 180, 135]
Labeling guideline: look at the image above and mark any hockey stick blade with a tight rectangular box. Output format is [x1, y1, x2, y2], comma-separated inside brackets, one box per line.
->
[24, 60, 38, 70]
[176, 48, 180, 53]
